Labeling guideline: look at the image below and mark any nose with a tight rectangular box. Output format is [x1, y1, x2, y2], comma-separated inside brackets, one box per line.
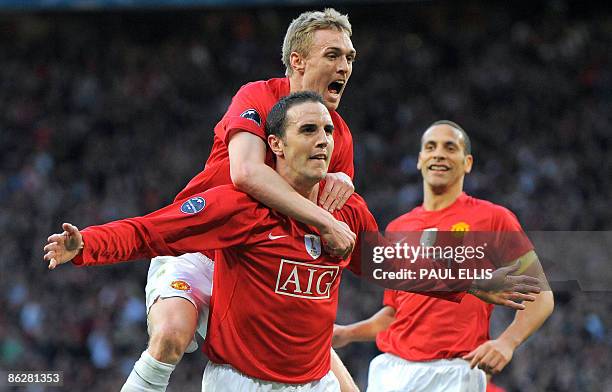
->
[337, 56, 349, 75]
[315, 128, 330, 148]
[432, 146, 447, 160]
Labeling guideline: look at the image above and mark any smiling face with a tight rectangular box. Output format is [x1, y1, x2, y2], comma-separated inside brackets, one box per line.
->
[291, 29, 356, 111]
[417, 124, 473, 194]
[269, 100, 334, 186]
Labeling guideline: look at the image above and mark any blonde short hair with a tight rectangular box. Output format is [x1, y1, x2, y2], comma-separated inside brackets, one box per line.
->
[282, 8, 352, 76]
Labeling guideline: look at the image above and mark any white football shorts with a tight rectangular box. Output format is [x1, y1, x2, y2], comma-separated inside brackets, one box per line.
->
[366, 353, 486, 392]
[201, 362, 340, 392]
[145, 252, 214, 353]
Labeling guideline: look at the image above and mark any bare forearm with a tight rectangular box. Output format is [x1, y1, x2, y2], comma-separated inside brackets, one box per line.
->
[498, 291, 554, 349]
[229, 132, 334, 229]
[330, 348, 359, 392]
[344, 306, 396, 343]
[236, 162, 334, 229]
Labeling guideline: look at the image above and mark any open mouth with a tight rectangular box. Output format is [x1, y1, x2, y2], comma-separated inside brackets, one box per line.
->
[428, 164, 450, 172]
[310, 153, 328, 161]
[327, 80, 345, 95]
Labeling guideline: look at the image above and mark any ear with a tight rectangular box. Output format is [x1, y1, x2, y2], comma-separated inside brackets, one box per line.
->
[268, 134, 284, 158]
[417, 152, 423, 170]
[290, 51, 306, 75]
[464, 154, 473, 174]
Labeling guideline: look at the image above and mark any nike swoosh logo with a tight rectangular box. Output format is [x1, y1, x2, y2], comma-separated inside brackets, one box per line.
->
[268, 233, 288, 240]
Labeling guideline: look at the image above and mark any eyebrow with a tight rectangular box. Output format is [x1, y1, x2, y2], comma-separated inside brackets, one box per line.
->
[326, 46, 357, 56]
[423, 140, 460, 147]
[299, 123, 317, 132]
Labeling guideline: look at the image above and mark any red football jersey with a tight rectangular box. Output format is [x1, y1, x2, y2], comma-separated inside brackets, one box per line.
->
[174, 77, 354, 202]
[73, 185, 466, 383]
[74, 185, 373, 383]
[376, 193, 533, 361]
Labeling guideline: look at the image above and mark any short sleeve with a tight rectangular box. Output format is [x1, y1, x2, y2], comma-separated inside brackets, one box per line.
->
[216, 83, 269, 146]
[328, 113, 355, 180]
[382, 290, 397, 308]
[489, 205, 534, 265]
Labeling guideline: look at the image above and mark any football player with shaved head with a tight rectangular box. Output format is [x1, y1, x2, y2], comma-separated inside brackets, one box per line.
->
[332, 121, 554, 392]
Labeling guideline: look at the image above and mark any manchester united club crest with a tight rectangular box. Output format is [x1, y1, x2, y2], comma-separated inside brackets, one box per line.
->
[170, 280, 192, 292]
[420, 227, 438, 246]
[304, 234, 321, 259]
[450, 221, 470, 238]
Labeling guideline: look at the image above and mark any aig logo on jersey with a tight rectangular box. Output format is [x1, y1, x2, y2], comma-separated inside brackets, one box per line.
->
[304, 234, 321, 259]
[275, 260, 339, 300]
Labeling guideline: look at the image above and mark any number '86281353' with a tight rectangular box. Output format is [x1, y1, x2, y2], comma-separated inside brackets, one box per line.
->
[6, 371, 63, 385]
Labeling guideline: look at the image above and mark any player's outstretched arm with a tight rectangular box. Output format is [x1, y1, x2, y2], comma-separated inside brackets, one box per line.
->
[332, 306, 396, 349]
[43, 187, 260, 267]
[359, 228, 541, 305]
[43, 223, 83, 270]
[229, 132, 355, 258]
[464, 251, 554, 374]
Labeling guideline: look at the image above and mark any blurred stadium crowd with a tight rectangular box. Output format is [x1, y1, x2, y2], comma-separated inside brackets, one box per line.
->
[1, 1, 610, 391]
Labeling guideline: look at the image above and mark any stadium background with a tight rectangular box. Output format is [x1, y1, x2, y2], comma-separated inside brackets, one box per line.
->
[1, 0, 610, 390]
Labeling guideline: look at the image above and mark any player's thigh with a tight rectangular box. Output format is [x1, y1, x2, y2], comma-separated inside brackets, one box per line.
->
[148, 296, 198, 338]
[146, 253, 214, 337]
[413, 359, 486, 392]
[366, 353, 408, 392]
[442, 362, 486, 392]
[367, 354, 486, 392]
